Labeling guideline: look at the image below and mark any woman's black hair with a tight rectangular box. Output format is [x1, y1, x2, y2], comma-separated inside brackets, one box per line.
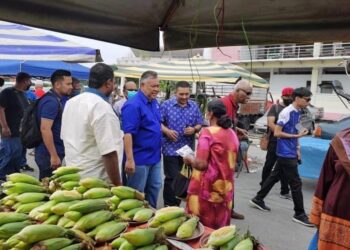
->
[207, 99, 232, 129]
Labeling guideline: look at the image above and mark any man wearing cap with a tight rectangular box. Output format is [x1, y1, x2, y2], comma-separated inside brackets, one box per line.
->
[260, 87, 294, 199]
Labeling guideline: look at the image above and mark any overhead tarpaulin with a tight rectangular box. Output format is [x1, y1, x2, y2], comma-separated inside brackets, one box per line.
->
[0, 21, 101, 62]
[0, 60, 90, 79]
[1, 1, 350, 51]
[114, 59, 268, 88]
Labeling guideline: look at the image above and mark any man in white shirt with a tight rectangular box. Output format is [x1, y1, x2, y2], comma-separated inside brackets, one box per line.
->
[61, 63, 122, 185]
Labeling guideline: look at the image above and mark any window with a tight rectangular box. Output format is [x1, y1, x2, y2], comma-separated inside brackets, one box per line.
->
[319, 81, 333, 94]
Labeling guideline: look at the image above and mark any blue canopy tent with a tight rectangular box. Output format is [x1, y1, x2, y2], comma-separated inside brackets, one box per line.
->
[0, 60, 89, 79]
[0, 21, 101, 62]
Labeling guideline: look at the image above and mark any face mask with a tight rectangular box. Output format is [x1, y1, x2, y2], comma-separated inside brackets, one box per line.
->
[283, 99, 293, 106]
[127, 90, 137, 99]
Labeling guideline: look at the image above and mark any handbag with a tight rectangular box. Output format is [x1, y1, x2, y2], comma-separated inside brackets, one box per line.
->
[260, 133, 269, 151]
[172, 164, 192, 199]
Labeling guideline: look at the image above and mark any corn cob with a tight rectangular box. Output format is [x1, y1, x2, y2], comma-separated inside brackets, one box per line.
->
[109, 195, 122, 206]
[220, 235, 242, 250]
[233, 238, 253, 250]
[57, 217, 72, 227]
[6, 173, 41, 185]
[15, 193, 48, 204]
[1, 181, 14, 188]
[64, 211, 82, 221]
[118, 199, 144, 211]
[0, 221, 32, 239]
[74, 186, 87, 194]
[159, 216, 187, 236]
[61, 181, 80, 190]
[33, 212, 50, 222]
[12, 240, 31, 250]
[68, 199, 108, 214]
[73, 210, 113, 232]
[0, 212, 29, 226]
[31, 237, 73, 250]
[66, 229, 95, 246]
[137, 244, 160, 250]
[50, 190, 82, 203]
[111, 237, 127, 248]
[111, 186, 145, 200]
[16, 201, 46, 213]
[36, 200, 57, 213]
[82, 187, 112, 199]
[4, 234, 21, 248]
[79, 177, 109, 189]
[61, 243, 85, 250]
[207, 225, 236, 246]
[51, 201, 79, 215]
[119, 240, 135, 250]
[43, 214, 61, 225]
[56, 174, 80, 183]
[121, 228, 163, 247]
[52, 167, 81, 177]
[113, 208, 125, 217]
[95, 221, 128, 242]
[152, 207, 185, 224]
[16, 224, 66, 243]
[4, 183, 46, 194]
[176, 216, 199, 239]
[155, 245, 168, 250]
[133, 208, 154, 222]
[120, 207, 144, 221]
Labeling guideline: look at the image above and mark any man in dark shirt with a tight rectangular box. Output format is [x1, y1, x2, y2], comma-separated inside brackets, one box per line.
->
[0, 72, 31, 180]
[260, 88, 294, 199]
[122, 70, 162, 208]
[35, 70, 73, 179]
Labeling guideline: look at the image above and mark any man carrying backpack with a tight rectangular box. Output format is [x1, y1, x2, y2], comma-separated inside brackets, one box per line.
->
[35, 70, 72, 179]
[0, 72, 31, 181]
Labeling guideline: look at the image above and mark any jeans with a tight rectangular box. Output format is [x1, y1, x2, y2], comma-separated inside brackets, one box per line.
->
[0, 137, 22, 180]
[163, 156, 183, 206]
[20, 147, 27, 167]
[260, 141, 290, 195]
[126, 162, 162, 208]
[35, 152, 64, 180]
[255, 157, 305, 216]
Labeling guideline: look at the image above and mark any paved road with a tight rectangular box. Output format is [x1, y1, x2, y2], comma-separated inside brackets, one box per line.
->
[25, 139, 318, 250]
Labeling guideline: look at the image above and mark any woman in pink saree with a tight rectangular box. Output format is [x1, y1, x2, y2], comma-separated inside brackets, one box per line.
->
[184, 99, 239, 229]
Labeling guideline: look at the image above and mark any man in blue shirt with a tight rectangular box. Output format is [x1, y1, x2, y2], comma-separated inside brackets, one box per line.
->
[250, 87, 314, 227]
[161, 81, 203, 206]
[122, 70, 161, 208]
[35, 70, 73, 179]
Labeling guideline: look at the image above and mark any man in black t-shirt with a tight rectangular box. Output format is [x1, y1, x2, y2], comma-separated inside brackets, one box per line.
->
[260, 87, 294, 199]
[0, 72, 31, 180]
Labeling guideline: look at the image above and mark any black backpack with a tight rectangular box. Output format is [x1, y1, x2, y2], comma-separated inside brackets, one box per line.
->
[20, 91, 61, 149]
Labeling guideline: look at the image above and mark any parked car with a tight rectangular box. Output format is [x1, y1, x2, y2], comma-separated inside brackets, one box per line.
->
[314, 115, 350, 140]
[253, 104, 323, 134]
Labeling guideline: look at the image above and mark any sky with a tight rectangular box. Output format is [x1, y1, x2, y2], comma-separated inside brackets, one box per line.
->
[34, 27, 135, 64]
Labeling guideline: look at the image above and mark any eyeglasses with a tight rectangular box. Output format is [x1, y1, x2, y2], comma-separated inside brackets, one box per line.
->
[127, 89, 138, 92]
[302, 97, 311, 102]
[239, 89, 252, 96]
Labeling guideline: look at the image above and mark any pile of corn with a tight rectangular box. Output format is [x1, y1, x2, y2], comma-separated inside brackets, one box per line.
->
[0, 223, 94, 250]
[205, 225, 255, 250]
[48, 166, 82, 192]
[111, 227, 168, 250]
[109, 186, 154, 223]
[1, 173, 48, 215]
[149, 207, 199, 239]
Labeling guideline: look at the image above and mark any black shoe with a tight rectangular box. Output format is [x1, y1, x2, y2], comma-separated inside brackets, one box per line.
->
[20, 165, 34, 172]
[249, 198, 271, 212]
[280, 193, 293, 200]
[292, 213, 314, 227]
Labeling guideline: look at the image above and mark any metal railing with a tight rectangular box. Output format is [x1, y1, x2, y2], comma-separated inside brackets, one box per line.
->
[238, 43, 350, 61]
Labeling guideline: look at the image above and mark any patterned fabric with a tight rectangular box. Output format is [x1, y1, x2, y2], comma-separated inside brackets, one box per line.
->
[276, 104, 301, 158]
[160, 97, 203, 156]
[309, 128, 350, 250]
[186, 126, 239, 229]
